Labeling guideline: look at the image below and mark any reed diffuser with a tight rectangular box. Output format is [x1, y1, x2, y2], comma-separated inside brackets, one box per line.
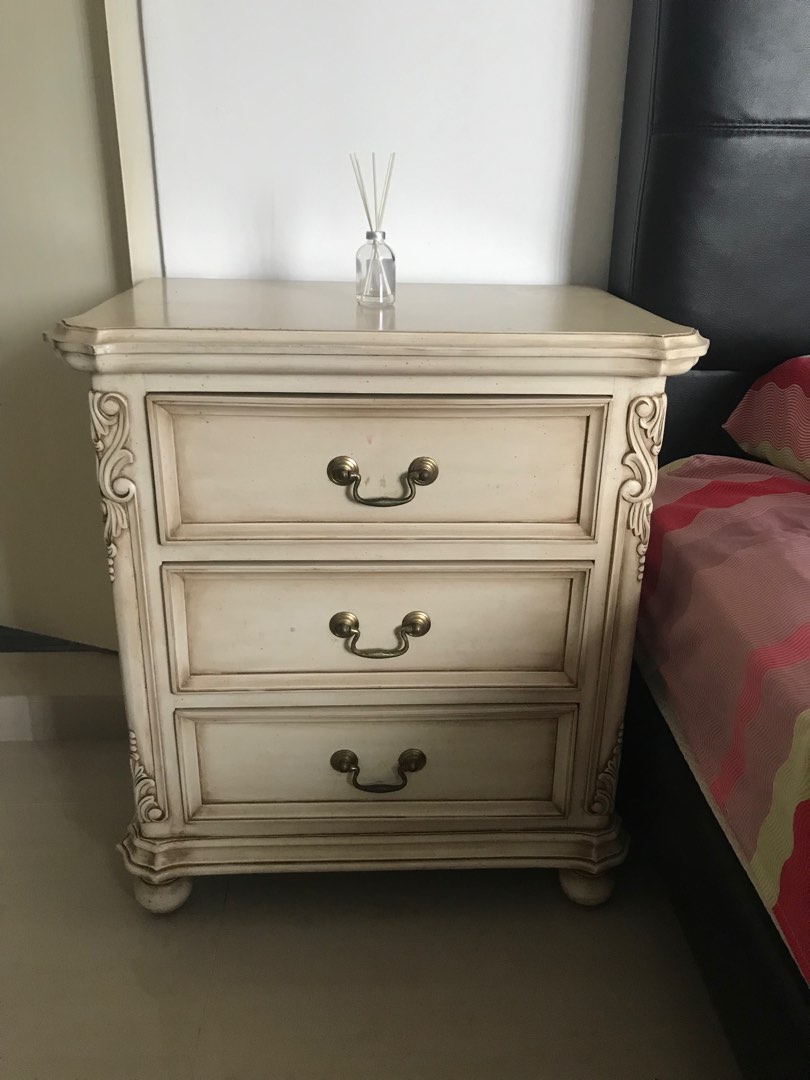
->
[350, 152, 396, 307]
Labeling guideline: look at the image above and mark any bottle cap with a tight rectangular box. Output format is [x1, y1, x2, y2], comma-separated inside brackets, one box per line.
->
[365, 230, 386, 240]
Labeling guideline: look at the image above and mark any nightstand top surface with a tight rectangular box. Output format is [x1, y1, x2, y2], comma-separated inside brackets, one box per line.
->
[49, 280, 708, 375]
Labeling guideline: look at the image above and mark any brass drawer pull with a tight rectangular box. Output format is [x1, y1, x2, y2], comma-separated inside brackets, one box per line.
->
[329, 610, 431, 659]
[330, 748, 427, 794]
[326, 455, 438, 506]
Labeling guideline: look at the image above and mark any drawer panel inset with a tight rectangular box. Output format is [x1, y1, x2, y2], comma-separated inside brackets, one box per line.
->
[175, 703, 577, 822]
[148, 395, 608, 541]
[163, 562, 590, 692]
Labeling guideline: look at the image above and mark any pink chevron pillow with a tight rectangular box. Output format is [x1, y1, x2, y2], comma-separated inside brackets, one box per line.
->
[723, 355, 810, 480]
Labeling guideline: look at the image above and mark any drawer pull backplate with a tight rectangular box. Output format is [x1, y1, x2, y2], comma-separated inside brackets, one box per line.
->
[330, 748, 427, 794]
[327, 455, 438, 506]
[329, 610, 431, 659]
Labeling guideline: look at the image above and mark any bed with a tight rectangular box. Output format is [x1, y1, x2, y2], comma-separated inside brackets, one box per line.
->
[609, 2, 810, 1076]
[638, 454, 810, 981]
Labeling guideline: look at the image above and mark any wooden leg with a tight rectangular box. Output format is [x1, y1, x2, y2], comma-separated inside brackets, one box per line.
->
[558, 868, 616, 906]
[133, 876, 193, 914]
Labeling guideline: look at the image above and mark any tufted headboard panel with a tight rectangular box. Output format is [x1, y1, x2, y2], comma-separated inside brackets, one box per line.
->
[609, 0, 810, 460]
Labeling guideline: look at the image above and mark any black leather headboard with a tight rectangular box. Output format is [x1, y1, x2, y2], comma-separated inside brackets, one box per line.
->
[609, 0, 810, 461]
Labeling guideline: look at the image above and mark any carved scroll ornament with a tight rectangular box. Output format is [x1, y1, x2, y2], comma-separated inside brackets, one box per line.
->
[128, 730, 165, 823]
[620, 394, 667, 580]
[589, 722, 623, 815]
[89, 392, 135, 581]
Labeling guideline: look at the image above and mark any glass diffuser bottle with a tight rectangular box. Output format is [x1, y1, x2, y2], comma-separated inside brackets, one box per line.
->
[356, 230, 395, 306]
[350, 152, 396, 307]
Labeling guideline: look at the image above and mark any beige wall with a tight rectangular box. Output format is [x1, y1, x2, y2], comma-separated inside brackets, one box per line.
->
[0, 0, 128, 649]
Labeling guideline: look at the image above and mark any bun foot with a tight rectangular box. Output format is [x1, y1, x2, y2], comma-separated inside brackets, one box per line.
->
[133, 876, 193, 914]
[559, 868, 616, 906]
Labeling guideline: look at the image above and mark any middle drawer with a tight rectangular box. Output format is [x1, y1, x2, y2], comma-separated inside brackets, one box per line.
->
[163, 561, 590, 692]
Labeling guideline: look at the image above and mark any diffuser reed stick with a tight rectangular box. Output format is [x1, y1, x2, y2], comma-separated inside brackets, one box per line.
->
[377, 153, 396, 232]
[349, 153, 374, 231]
[350, 152, 395, 233]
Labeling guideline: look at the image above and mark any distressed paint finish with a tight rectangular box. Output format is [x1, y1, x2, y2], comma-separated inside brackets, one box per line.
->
[48, 281, 706, 912]
[89, 391, 135, 581]
[621, 394, 667, 580]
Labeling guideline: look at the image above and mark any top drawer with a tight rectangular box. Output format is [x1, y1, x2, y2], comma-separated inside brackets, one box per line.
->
[148, 395, 608, 542]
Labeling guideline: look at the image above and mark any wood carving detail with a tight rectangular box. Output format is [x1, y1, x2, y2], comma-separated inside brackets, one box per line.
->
[128, 730, 165, 823]
[89, 392, 135, 581]
[589, 721, 623, 815]
[620, 394, 667, 579]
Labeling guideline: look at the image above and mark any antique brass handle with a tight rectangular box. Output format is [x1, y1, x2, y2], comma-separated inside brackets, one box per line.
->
[330, 748, 427, 794]
[326, 455, 438, 506]
[329, 610, 431, 659]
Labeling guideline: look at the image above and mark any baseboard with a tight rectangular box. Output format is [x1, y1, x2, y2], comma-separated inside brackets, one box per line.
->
[0, 653, 126, 740]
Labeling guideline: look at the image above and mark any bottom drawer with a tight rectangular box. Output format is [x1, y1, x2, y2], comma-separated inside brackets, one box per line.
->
[176, 704, 577, 823]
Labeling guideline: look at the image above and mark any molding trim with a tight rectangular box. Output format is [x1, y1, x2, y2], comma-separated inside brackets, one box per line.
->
[118, 820, 628, 884]
[89, 391, 135, 581]
[128, 729, 165, 822]
[589, 721, 623, 815]
[620, 394, 667, 579]
[89, 389, 166, 824]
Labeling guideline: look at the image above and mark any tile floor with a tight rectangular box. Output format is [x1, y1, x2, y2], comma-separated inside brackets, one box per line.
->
[0, 741, 740, 1080]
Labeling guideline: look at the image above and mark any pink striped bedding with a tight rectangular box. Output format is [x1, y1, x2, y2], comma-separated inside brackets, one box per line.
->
[636, 454, 810, 983]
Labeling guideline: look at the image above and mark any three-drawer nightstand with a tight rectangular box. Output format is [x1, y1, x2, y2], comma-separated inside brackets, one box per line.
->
[48, 280, 706, 912]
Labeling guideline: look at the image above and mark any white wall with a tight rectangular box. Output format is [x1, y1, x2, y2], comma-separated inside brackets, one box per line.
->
[142, 0, 632, 286]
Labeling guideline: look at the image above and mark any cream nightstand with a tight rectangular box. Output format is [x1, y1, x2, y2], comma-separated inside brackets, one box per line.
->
[48, 280, 706, 912]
